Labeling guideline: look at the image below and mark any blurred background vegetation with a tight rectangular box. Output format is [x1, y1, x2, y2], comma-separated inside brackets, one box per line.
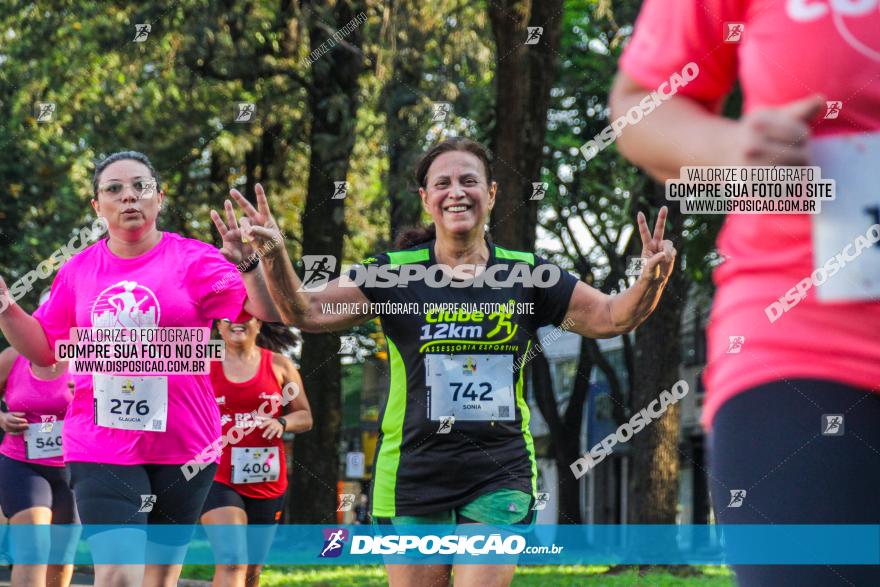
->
[0, 0, 733, 530]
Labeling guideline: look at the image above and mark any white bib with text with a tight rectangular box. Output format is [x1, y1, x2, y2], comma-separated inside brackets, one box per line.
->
[811, 132, 880, 302]
[24, 420, 64, 460]
[231, 446, 281, 484]
[425, 354, 516, 422]
[93, 374, 168, 431]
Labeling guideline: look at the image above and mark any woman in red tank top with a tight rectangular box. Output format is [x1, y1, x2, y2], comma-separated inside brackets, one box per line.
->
[200, 313, 312, 587]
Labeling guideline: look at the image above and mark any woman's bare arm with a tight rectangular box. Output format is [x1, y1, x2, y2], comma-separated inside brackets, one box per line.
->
[0, 289, 56, 367]
[610, 71, 824, 181]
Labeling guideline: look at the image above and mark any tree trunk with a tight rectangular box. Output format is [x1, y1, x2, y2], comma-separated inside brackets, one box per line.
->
[488, 0, 563, 250]
[288, 0, 366, 524]
[383, 0, 427, 243]
[628, 184, 687, 524]
[531, 348, 579, 524]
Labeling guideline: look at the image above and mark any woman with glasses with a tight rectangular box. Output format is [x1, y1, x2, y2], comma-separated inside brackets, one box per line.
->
[0, 150, 281, 587]
[200, 314, 312, 587]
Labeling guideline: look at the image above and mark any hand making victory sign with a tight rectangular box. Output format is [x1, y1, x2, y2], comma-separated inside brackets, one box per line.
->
[635, 205, 676, 284]
[211, 184, 274, 265]
[228, 183, 285, 253]
[209, 182, 285, 323]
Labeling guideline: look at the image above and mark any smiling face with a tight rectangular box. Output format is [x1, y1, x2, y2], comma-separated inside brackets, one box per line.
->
[218, 317, 261, 348]
[91, 159, 164, 237]
[419, 150, 496, 241]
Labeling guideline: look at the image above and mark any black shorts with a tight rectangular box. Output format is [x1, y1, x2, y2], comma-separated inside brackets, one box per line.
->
[201, 482, 284, 525]
[710, 379, 880, 586]
[0, 454, 78, 522]
[69, 462, 216, 526]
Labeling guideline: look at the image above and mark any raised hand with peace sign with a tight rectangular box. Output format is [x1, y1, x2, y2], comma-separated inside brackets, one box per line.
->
[210, 183, 284, 267]
[635, 206, 676, 284]
[563, 206, 677, 339]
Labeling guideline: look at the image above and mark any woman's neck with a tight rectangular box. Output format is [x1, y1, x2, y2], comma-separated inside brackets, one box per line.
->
[225, 343, 260, 362]
[107, 228, 162, 258]
[434, 230, 489, 268]
[30, 360, 64, 381]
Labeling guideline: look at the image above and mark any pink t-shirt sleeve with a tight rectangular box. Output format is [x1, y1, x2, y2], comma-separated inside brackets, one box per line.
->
[33, 268, 76, 348]
[619, 0, 744, 109]
[189, 246, 247, 322]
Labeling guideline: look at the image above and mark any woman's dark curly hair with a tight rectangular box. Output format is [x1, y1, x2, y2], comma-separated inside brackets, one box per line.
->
[256, 322, 300, 354]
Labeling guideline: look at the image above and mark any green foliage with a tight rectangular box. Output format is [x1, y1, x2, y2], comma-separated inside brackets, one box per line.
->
[180, 564, 734, 586]
[540, 0, 724, 294]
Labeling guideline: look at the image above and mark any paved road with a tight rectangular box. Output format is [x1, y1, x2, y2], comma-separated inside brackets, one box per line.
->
[0, 568, 94, 585]
[0, 567, 210, 586]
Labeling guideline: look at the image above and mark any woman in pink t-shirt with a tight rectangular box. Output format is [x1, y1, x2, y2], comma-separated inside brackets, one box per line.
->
[611, 1, 880, 584]
[0, 151, 281, 587]
[0, 339, 76, 587]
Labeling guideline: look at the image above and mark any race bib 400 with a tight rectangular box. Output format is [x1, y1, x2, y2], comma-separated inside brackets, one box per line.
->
[231, 447, 281, 484]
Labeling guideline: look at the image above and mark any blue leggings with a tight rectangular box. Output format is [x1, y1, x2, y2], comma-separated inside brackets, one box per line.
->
[710, 379, 880, 586]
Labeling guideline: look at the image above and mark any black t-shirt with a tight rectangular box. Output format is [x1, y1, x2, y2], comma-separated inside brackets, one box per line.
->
[351, 238, 579, 517]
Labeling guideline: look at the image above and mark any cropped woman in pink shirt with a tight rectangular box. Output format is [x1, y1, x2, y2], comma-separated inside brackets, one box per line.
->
[0, 151, 281, 587]
[0, 291, 77, 587]
[611, 1, 880, 585]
